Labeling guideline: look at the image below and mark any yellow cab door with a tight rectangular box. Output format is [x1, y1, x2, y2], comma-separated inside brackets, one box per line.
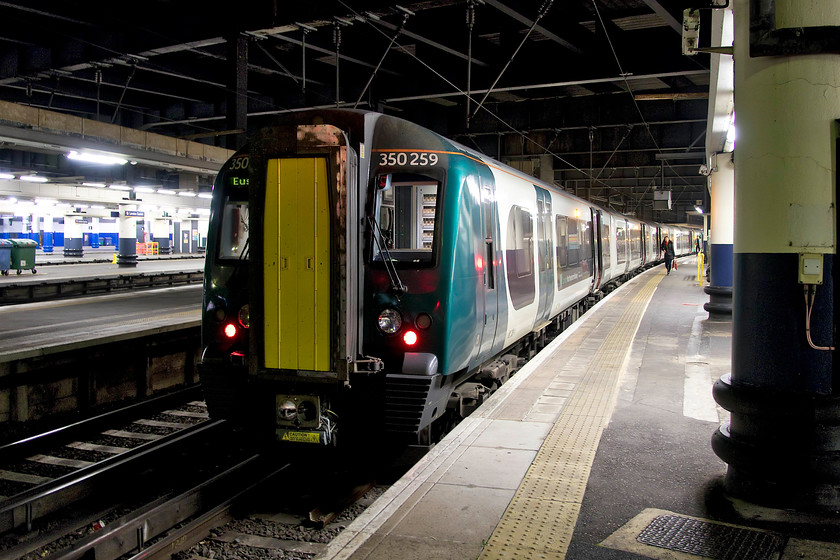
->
[263, 157, 331, 371]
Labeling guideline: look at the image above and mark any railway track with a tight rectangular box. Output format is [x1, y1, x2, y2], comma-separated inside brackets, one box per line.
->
[0, 389, 392, 560]
[0, 388, 227, 558]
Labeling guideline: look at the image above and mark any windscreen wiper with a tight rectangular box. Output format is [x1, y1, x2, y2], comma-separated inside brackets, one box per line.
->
[367, 216, 406, 294]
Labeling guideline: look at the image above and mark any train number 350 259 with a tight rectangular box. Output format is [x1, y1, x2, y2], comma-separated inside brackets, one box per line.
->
[378, 152, 439, 167]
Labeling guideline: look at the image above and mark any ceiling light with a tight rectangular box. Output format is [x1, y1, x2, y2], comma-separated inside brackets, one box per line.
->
[82, 182, 107, 188]
[695, 206, 703, 213]
[67, 150, 128, 165]
[178, 191, 197, 197]
[133, 186, 156, 193]
[198, 193, 213, 199]
[0, 173, 14, 180]
[20, 175, 48, 183]
[108, 185, 132, 191]
[157, 189, 177, 195]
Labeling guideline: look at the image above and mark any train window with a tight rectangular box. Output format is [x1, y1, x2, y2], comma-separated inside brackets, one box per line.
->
[556, 216, 593, 289]
[218, 199, 249, 260]
[630, 226, 642, 262]
[371, 173, 439, 265]
[601, 222, 610, 270]
[506, 206, 535, 309]
[616, 225, 627, 265]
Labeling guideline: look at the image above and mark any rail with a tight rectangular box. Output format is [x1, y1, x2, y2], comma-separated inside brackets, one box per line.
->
[0, 418, 227, 534]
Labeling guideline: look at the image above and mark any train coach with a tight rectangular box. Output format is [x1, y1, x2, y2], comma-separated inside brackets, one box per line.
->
[197, 109, 698, 447]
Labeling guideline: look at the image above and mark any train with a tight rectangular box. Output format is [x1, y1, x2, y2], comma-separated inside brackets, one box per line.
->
[197, 109, 699, 448]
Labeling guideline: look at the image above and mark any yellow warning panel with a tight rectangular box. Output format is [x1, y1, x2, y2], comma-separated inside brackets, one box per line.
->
[264, 158, 331, 371]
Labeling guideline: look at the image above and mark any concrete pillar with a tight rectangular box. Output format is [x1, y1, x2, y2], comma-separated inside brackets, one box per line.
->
[152, 218, 172, 254]
[63, 214, 84, 258]
[89, 218, 100, 248]
[42, 214, 54, 253]
[711, 0, 840, 511]
[117, 205, 139, 267]
[704, 152, 734, 316]
[28, 212, 39, 244]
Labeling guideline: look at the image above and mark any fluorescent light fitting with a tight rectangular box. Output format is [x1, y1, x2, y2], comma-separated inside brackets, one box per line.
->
[0, 172, 14, 180]
[198, 193, 213, 199]
[133, 187, 156, 193]
[157, 189, 177, 195]
[695, 206, 703, 213]
[20, 175, 48, 182]
[178, 191, 197, 197]
[108, 185, 132, 191]
[67, 150, 128, 165]
[82, 182, 107, 188]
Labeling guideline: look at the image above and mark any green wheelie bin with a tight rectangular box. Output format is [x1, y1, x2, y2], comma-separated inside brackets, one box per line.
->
[9, 238, 37, 275]
[0, 239, 11, 276]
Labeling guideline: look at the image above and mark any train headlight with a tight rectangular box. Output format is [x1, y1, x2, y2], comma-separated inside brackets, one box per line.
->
[378, 308, 402, 334]
[238, 304, 250, 328]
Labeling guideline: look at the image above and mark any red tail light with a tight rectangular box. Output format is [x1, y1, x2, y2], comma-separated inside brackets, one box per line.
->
[224, 323, 238, 338]
[403, 330, 418, 346]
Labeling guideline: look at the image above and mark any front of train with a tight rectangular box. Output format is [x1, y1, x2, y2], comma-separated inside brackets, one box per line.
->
[198, 111, 487, 447]
[199, 110, 368, 446]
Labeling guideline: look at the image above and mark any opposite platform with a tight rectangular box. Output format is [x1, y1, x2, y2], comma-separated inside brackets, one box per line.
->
[319, 257, 840, 560]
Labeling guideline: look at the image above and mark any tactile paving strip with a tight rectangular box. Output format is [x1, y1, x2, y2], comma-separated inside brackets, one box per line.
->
[480, 272, 664, 560]
[637, 515, 783, 560]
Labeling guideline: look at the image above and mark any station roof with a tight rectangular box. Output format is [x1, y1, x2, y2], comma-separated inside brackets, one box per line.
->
[0, 1, 725, 222]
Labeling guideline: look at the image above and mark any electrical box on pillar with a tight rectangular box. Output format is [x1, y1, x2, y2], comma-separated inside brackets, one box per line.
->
[798, 253, 823, 285]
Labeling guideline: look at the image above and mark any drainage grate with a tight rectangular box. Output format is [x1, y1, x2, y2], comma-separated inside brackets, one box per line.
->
[636, 515, 783, 560]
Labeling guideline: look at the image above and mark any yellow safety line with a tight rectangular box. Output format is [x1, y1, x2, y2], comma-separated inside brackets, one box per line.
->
[480, 271, 664, 560]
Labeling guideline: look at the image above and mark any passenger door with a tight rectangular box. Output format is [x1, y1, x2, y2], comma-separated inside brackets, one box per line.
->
[478, 178, 499, 357]
[534, 186, 554, 327]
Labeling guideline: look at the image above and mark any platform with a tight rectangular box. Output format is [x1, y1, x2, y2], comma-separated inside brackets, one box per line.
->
[320, 257, 840, 560]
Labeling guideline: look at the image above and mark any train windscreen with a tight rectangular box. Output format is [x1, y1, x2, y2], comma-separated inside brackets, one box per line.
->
[218, 198, 249, 260]
[372, 172, 440, 265]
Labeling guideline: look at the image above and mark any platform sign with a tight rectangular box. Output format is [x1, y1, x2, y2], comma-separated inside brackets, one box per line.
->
[124, 210, 145, 217]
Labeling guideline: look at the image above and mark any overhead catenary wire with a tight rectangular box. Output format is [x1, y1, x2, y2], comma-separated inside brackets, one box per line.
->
[470, 0, 554, 122]
[338, 0, 613, 191]
[353, 12, 411, 109]
[590, 0, 695, 190]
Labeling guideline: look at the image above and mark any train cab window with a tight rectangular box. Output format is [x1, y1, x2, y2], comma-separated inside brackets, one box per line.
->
[371, 172, 440, 265]
[218, 199, 249, 260]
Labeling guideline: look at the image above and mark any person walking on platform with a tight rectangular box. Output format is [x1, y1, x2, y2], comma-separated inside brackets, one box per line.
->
[661, 235, 675, 275]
